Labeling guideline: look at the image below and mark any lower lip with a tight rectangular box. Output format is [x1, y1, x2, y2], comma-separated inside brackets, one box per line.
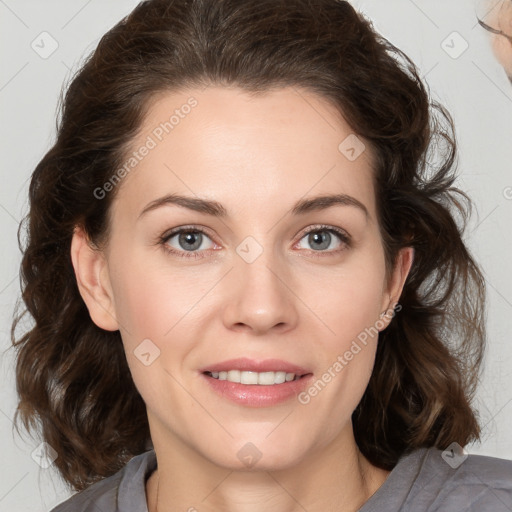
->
[201, 373, 314, 407]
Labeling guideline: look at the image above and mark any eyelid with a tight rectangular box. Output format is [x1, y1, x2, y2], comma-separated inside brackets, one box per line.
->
[160, 224, 217, 242]
[295, 223, 351, 243]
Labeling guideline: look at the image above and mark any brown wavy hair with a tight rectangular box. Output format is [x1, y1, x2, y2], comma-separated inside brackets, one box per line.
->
[11, 0, 486, 492]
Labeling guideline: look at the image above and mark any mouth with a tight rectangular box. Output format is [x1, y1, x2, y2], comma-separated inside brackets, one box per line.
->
[199, 358, 314, 407]
[203, 370, 306, 385]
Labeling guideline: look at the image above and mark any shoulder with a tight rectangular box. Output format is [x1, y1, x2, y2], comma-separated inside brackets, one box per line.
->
[49, 450, 157, 512]
[360, 446, 512, 512]
[405, 446, 512, 511]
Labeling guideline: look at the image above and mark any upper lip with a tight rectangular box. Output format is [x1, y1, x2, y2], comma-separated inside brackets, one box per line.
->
[200, 358, 311, 375]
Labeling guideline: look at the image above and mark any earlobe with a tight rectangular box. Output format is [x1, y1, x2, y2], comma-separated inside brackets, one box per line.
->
[70, 226, 119, 331]
[378, 247, 415, 330]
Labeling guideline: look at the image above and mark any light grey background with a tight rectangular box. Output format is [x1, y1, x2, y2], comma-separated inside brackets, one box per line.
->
[1, 1, 511, 510]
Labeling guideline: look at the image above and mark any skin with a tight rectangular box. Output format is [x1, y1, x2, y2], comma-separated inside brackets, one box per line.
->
[491, 34, 512, 79]
[71, 86, 414, 512]
[482, 0, 512, 79]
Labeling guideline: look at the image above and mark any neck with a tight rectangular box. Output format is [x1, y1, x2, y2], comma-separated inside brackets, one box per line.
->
[146, 425, 390, 512]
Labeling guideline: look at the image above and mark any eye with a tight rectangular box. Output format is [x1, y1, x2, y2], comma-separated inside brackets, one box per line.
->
[295, 225, 351, 255]
[159, 226, 217, 259]
[158, 224, 351, 260]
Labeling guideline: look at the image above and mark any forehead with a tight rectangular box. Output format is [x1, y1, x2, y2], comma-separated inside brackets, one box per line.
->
[111, 86, 377, 223]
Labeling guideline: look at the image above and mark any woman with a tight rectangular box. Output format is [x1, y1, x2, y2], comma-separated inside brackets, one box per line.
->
[11, 0, 512, 510]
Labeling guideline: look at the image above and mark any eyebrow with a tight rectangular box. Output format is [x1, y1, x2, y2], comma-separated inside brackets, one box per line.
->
[137, 193, 369, 220]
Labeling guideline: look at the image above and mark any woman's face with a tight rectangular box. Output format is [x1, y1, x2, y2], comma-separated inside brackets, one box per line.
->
[74, 86, 412, 470]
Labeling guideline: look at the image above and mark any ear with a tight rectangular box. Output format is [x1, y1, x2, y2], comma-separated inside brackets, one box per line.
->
[378, 247, 414, 331]
[70, 226, 119, 331]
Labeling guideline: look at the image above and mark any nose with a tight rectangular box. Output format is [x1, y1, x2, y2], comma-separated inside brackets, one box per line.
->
[221, 247, 299, 335]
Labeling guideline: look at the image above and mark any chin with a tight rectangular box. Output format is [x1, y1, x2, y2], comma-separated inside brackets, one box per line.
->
[213, 446, 310, 473]
[196, 428, 322, 473]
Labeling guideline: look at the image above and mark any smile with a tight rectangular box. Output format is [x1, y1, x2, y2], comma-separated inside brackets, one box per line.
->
[204, 370, 301, 385]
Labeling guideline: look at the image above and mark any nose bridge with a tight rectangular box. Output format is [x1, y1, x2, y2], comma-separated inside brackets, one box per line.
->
[222, 236, 298, 333]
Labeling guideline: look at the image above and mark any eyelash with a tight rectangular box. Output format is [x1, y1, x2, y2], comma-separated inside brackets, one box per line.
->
[157, 224, 351, 260]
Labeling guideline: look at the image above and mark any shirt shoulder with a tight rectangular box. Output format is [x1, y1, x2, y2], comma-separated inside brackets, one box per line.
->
[412, 447, 512, 511]
[360, 446, 512, 512]
[49, 450, 157, 512]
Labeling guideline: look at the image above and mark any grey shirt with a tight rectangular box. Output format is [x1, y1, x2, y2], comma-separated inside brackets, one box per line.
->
[50, 447, 512, 511]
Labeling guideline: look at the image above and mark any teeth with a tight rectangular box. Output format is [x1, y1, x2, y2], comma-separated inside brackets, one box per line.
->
[227, 370, 241, 383]
[241, 371, 259, 385]
[208, 370, 299, 385]
[258, 371, 278, 385]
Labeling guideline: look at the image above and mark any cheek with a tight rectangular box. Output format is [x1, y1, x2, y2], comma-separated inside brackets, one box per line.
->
[311, 251, 386, 343]
[106, 245, 217, 398]
[111, 273, 170, 342]
[303, 264, 384, 433]
[108, 261, 194, 415]
[302, 245, 386, 411]
[108, 244, 205, 343]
